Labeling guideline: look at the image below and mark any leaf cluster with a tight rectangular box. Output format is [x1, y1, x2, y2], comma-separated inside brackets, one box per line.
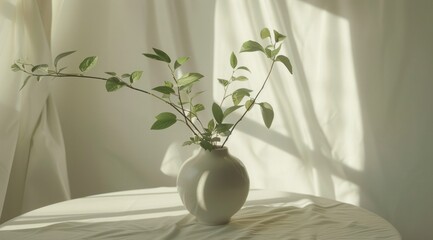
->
[12, 28, 293, 152]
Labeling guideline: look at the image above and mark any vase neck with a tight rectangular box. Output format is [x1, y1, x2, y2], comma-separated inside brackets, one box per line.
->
[200, 147, 229, 156]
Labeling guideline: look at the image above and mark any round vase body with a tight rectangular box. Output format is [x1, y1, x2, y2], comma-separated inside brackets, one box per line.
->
[177, 147, 249, 225]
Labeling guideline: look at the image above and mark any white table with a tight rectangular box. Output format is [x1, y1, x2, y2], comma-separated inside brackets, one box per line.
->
[0, 188, 400, 239]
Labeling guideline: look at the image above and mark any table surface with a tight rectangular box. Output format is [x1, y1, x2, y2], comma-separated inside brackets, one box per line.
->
[0, 187, 400, 240]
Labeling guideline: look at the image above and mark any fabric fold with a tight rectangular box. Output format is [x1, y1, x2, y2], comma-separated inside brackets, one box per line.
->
[0, 0, 70, 223]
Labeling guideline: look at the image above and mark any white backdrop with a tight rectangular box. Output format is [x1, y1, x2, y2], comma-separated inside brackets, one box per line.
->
[0, 0, 70, 223]
[1, 0, 432, 239]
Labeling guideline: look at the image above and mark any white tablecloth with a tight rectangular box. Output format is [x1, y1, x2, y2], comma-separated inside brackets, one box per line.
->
[0, 188, 400, 239]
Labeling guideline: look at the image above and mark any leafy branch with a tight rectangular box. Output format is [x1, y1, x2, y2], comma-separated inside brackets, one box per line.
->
[12, 28, 293, 151]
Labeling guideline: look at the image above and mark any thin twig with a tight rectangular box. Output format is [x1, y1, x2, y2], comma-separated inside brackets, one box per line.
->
[221, 60, 276, 148]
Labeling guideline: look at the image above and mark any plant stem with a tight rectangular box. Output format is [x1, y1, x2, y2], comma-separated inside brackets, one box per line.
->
[219, 70, 235, 107]
[221, 60, 276, 148]
[23, 70, 203, 138]
[167, 65, 204, 138]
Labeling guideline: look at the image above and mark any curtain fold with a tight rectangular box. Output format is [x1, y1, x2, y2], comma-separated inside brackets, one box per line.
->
[213, 1, 432, 239]
[214, 0, 359, 203]
[0, 0, 70, 223]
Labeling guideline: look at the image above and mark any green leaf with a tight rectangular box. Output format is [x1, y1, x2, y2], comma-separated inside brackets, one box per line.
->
[177, 72, 204, 87]
[245, 99, 255, 110]
[19, 75, 32, 91]
[31, 64, 48, 72]
[276, 55, 293, 73]
[212, 103, 224, 124]
[202, 132, 212, 138]
[121, 74, 131, 79]
[274, 30, 286, 42]
[189, 104, 205, 119]
[79, 56, 98, 72]
[215, 123, 233, 133]
[234, 76, 248, 81]
[181, 85, 193, 93]
[151, 112, 177, 130]
[36, 76, 42, 82]
[260, 28, 271, 39]
[11, 63, 20, 72]
[200, 140, 214, 151]
[218, 78, 229, 87]
[232, 88, 252, 105]
[164, 81, 174, 88]
[230, 52, 237, 69]
[174, 56, 189, 70]
[130, 71, 143, 83]
[237, 66, 251, 72]
[105, 77, 125, 92]
[155, 112, 176, 120]
[105, 72, 117, 76]
[54, 50, 76, 68]
[202, 131, 212, 138]
[152, 86, 175, 94]
[271, 44, 282, 58]
[182, 140, 194, 146]
[240, 40, 264, 53]
[265, 47, 272, 58]
[153, 48, 171, 63]
[259, 102, 274, 128]
[193, 103, 205, 113]
[143, 53, 164, 62]
[223, 105, 243, 118]
[208, 119, 215, 132]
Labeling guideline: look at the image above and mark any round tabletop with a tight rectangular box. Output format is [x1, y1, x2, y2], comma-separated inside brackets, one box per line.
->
[0, 188, 400, 239]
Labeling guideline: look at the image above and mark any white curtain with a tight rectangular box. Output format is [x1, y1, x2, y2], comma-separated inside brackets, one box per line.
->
[213, 1, 433, 239]
[1, 0, 432, 239]
[0, 0, 70, 223]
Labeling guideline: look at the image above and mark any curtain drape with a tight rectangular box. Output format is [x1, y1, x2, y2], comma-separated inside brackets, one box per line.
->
[0, 0, 70, 223]
[211, 2, 432, 239]
[1, 0, 432, 239]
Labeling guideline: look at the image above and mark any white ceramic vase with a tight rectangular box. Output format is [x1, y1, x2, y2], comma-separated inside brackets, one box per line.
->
[177, 147, 249, 225]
